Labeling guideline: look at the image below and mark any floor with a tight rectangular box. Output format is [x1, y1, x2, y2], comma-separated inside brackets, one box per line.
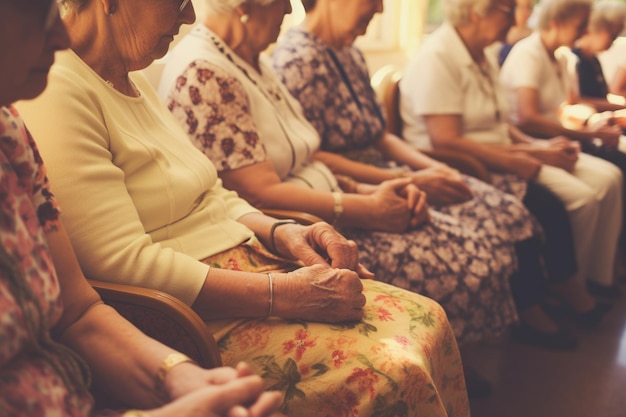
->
[464, 280, 626, 417]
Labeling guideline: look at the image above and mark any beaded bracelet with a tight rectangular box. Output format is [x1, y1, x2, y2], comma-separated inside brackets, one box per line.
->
[269, 219, 298, 255]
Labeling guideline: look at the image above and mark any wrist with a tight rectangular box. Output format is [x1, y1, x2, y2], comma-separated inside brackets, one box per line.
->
[155, 353, 198, 397]
[269, 219, 298, 257]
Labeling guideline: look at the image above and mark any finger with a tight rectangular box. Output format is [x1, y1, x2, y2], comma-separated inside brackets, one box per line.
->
[382, 176, 414, 191]
[404, 185, 420, 210]
[356, 263, 375, 279]
[248, 391, 284, 417]
[327, 238, 359, 271]
[202, 366, 243, 385]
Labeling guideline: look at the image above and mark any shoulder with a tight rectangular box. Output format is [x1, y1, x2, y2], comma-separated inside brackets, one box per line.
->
[273, 27, 324, 68]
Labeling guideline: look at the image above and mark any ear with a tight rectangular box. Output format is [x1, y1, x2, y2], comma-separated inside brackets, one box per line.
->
[235, 2, 252, 19]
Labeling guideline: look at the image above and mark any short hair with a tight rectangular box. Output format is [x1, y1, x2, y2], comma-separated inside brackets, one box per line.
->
[535, 0, 593, 30]
[589, 0, 626, 37]
[442, 0, 496, 26]
[301, 0, 316, 11]
[203, 0, 277, 14]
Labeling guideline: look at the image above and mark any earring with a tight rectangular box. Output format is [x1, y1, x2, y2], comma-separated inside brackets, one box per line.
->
[240, 14, 249, 24]
[108, 4, 117, 14]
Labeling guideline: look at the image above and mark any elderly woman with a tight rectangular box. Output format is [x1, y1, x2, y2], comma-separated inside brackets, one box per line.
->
[15, 0, 471, 416]
[266, 0, 585, 342]
[0, 1, 285, 417]
[158, 0, 589, 380]
[569, 0, 626, 111]
[499, 0, 626, 296]
[399, 0, 619, 322]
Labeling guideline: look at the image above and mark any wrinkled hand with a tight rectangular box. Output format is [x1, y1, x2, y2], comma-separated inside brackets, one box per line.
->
[529, 139, 578, 172]
[590, 124, 621, 149]
[508, 153, 542, 180]
[362, 177, 420, 232]
[397, 183, 430, 228]
[151, 362, 285, 417]
[273, 264, 366, 323]
[408, 166, 473, 206]
[273, 221, 374, 279]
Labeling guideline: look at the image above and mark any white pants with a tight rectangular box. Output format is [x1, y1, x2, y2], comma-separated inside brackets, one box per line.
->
[536, 153, 623, 286]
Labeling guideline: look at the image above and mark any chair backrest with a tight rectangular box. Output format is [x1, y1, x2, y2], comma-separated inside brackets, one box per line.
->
[89, 279, 222, 368]
[371, 65, 404, 137]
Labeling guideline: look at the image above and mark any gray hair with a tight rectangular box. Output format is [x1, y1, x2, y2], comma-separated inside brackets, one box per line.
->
[443, 0, 496, 26]
[589, 0, 626, 37]
[203, 0, 277, 14]
[535, 0, 592, 30]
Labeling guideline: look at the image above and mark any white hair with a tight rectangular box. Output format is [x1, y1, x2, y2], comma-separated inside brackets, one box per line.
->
[535, 0, 592, 30]
[203, 0, 277, 14]
[589, 0, 626, 37]
[443, 0, 495, 25]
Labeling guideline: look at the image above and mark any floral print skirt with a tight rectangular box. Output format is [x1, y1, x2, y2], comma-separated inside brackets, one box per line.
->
[343, 173, 540, 345]
[202, 239, 470, 417]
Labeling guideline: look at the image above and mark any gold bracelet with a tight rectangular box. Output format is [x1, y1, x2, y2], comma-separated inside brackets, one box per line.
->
[122, 411, 149, 417]
[155, 352, 197, 392]
[331, 191, 343, 226]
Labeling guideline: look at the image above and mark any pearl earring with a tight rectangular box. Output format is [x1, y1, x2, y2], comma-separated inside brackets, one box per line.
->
[108, 4, 117, 14]
[240, 14, 249, 24]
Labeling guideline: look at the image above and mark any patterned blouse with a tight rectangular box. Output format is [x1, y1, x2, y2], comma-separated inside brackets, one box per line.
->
[272, 27, 387, 158]
[0, 106, 93, 417]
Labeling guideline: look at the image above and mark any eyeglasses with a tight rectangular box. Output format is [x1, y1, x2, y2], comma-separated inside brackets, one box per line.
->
[43, 0, 60, 31]
[178, 0, 191, 12]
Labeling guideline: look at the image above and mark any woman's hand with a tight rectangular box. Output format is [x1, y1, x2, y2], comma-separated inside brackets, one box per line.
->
[526, 138, 579, 172]
[589, 124, 621, 149]
[272, 264, 366, 323]
[408, 166, 473, 206]
[151, 363, 284, 417]
[357, 177, 418, 233]
[273, 221, 374, 279]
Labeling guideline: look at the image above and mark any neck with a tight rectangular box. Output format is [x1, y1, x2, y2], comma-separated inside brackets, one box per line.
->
[574, 38, 595, 57]
[64, 7, 139, 96]
[303, 9, 343, 49]
[455, 24, 486, 64]
[203, 14, 260, 71]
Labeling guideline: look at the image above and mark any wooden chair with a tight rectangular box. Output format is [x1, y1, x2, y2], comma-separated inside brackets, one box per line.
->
[89, 279, 221, 368]
[372, 65, 492, 183]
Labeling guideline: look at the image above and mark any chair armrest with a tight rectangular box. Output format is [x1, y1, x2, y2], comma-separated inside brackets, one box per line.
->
[88, 279, 221, 368]
[421, 149, 492, 184]
[262, 208, 323, 226]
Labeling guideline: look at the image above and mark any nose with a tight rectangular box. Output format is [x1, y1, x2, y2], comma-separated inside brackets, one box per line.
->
[375, 0, 383, 13]
[179, 1, 196, 24]
[285, 0, 292, 15]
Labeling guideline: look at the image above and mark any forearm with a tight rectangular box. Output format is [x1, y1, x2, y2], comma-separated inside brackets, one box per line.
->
[431, 135, 519, 173]
[314, 151, 398, 184]
[376, 133, 440, 170]
[60, 303, 179, 408]
[517, 113, 591, 142]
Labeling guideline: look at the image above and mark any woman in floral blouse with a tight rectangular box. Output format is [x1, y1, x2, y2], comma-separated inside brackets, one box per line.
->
[0, 1, 285, 417]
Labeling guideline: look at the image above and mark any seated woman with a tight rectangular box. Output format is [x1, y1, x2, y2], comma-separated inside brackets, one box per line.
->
[499, 0, 626, 296]
[399, 0, 620, 317]
[15, 0, 471, 416]
[158, 0, 584, 362]
[569, 0, 626, 112]
[0, 1, 284, 417]
[268, 0, 591, 335]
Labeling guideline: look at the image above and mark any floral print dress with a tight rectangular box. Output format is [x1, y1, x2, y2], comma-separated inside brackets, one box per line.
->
[0, 106, 93, 417]
[162, 25, 529, 347]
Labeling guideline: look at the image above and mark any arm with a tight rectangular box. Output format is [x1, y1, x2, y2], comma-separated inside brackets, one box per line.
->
[47, 222, 283, 416]
[220, 160, 420, 232]
[423, 113, 541, 180]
